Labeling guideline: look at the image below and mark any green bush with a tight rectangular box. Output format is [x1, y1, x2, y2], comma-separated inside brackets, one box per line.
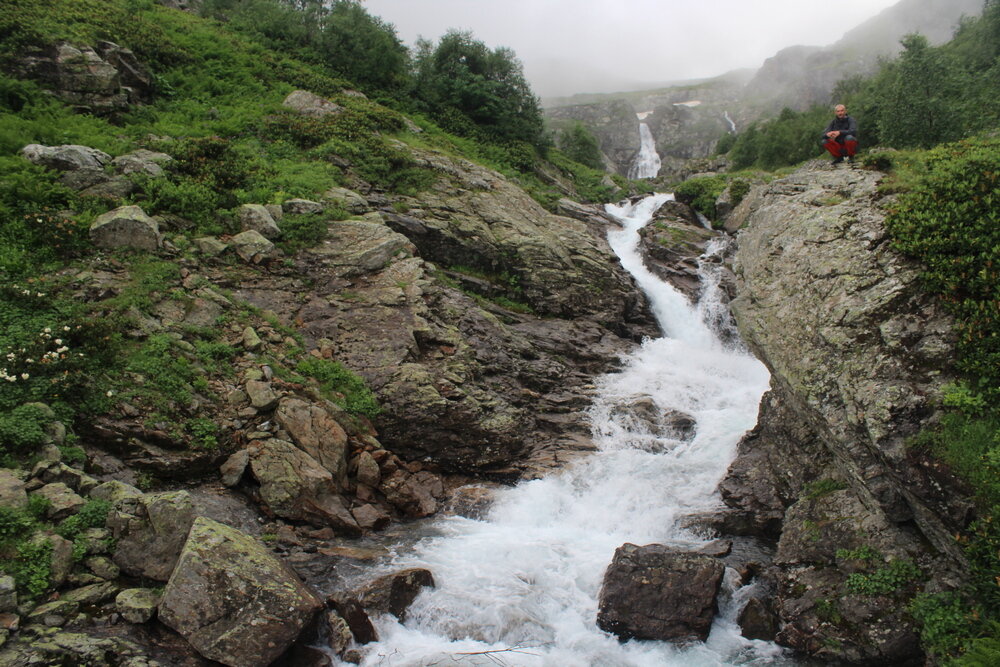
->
[56, 498, 110, 540]
[845, 558, 922, 596]
[295, 357, 379, 418]
[673, 174, 728, 222]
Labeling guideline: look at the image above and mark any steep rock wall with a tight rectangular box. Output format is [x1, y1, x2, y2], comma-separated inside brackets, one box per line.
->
[723, 162, 969, 662]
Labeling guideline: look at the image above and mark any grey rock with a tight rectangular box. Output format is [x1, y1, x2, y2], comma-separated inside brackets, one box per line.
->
[237, 203, 281, 240]
[109, 490, 196, 581]
[323, 186, 368, 214]
[282, 198, 325, 216]
[21, 143, 111, 171]
[0, 577, 17, 613]
[115, 588, 159, 624]
[112, 149, 172, 177]
[0, 470, 27, 509]
[158, 517, 324, 667]
[33, 483, 86, 521]
[194, 236, 228, 256]
[355, 568, 434, 621]
[246, 379, 279, 411]
[230, 229, 275, 263]
[274, 397, 349, 482]
[90, 205, 160, 251]
[283, 90, 344, 117]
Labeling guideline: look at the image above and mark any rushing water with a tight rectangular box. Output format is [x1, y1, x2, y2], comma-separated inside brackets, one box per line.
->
[342, 194, 785, 667]
[628, 123, 661, 180]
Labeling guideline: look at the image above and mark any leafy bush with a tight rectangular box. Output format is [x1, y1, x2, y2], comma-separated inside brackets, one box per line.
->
[910, 592, 977, 659]
[845, 558, 922, 596]
[556, 122, 604, 171]
[0, 505, 36, 545]
[673, 174, 728, 222]
[4, 538, 52, 600]
[56, 498, 110, 540]
[884, 135, 1000, 398]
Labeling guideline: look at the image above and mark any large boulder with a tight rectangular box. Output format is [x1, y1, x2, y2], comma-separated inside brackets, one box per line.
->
[244, 438, 360, 534]
[282, 90, 343, 117]
[21, 143, 111, 171]
[90, 205, 161, 251]
[158, 517, 324, 667]
[237, 203, 281, 239]
[355, 568, 435, 621]
[596, 543, 724, 642]
[108, 490, 196, 581]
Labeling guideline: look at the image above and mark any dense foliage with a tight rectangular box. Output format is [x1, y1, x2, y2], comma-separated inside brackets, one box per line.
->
[555, 122, 605, 171]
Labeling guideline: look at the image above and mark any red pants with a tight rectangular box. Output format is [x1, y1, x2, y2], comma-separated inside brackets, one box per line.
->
[824, 137, 857, 158]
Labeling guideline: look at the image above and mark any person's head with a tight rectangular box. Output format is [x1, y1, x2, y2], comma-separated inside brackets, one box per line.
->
[835, 104, 847, 118]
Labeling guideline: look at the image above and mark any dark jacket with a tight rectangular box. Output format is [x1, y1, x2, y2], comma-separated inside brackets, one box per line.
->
[821, 115, 858, 142]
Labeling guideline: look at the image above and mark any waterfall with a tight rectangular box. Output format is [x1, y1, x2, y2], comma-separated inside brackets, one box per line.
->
[628, 123, 661, 180]
[341, 194, 789, 667]
[724, 111, 737, 134]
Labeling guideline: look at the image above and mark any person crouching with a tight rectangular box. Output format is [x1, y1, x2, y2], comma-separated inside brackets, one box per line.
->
[821, 104, 858, 165]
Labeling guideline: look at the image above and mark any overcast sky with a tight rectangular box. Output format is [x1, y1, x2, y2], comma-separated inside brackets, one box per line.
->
[362, 0, 902, 98]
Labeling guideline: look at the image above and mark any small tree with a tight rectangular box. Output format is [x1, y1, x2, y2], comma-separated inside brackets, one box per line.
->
[558, 122, 604, 170]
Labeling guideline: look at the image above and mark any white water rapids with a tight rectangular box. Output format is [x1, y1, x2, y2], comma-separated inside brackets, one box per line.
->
[341, 194, 789, 667]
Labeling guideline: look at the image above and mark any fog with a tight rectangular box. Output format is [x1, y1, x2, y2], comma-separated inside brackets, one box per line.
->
[362, 0, 902, 98]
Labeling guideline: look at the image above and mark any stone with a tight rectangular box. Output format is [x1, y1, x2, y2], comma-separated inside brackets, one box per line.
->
[327, 610, 354, 655]
[275, 397, 349, 482]
[194, 235, 229, 256]
[378, 469, 437, 518]
[596, 543, 724, 642]
[245, 439, 361, 534]
[84, 556, 120, 580]
[21, 144, 111, 171]
[0, 576, 17, 613]
[230, 229, 275, 263]
[283, 90, 344, 117]
[158, 517, 324, 667]
[108, 490, 196, 581]
[111, 149, 172, 177]
[115, 588, 160, 624]
[323, 186, 367, 214]
[90, 479, 144, 505]
[89, 205, 160, 251]
[354, 451, 380, 488]
[738, 597, 777, 641]
[282, 198, 325, 216]
[246, 379, 279, 411]
[220, 448, 249, 487]
[329, 597, 377, 644]
[350, 504, 391, 532]
[0, 470, 27, 509]
[242, 326, 263, 350]
[237, 203, 281, 239]
[33, 483, 86, 521]
[356, 568, 434, 621]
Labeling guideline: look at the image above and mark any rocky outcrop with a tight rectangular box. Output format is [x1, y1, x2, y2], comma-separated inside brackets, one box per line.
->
[638, 200, 717, 302]
[596, 543, 725, 642]
[545, 100, 641, 176]
[158, 517, 324, 667]
[89, 205, 161, 251]
[723, 162, 967, 661]
[14, 41, 153, 115]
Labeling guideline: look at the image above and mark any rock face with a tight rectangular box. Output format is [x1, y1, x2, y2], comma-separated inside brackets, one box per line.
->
[15, 41, 152, 115]
[237, 145, 651, 474]
[89, 205, 161, 251]
[637, 200, 718, 302]
[545, 100, 641, 176]
[158, 517, 324, 667]
[723, 162, 967, 661]
[596, 543, 724, 642]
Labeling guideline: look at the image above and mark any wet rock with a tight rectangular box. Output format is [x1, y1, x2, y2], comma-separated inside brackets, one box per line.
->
[108, 490, 196, 581]
[329, 597, 378, 644]
[738, 597, 777, 641]
[89, 205, 160, 251]
[327, 610, 354, 655]
[379, 469, 437, 518]
[350, 504, 391, 532]
[356, 568, 434, 621]
[0, 577, 17, 613]
[609, 396, 696, 447]
[596, 543, 724, 642]
[159, 517, 324, 667]
[238, 203, 281, 240]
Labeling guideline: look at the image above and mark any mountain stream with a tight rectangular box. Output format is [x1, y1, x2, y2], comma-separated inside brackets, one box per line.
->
[341, 194, 791, 666]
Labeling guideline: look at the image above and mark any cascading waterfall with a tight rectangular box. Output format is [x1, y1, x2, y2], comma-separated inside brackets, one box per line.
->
[342, 194, 790, 667]
[724, 111, 737, 134]
[627, 123, 661, 180]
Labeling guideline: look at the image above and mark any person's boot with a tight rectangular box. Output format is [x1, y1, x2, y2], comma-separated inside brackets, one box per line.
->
[832, 155, 844, 165]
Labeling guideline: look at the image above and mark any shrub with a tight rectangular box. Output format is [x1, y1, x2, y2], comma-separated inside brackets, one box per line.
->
[295, 357, 379, 418]
[673, 174, 728, 222]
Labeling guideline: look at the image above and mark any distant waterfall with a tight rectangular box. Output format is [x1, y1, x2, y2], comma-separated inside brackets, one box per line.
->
[628, 122, 661, 179]
[724, 111, 737, 133]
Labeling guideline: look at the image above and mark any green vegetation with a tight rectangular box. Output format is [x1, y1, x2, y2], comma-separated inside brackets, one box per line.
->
[555, 122, 604, 171]
[294, 357, 380, 418]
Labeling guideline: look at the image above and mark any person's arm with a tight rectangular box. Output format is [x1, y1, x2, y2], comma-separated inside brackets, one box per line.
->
[846, 116, 858, 138]
[821, 119, 836, 140]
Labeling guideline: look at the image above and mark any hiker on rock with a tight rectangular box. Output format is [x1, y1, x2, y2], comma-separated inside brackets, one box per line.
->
[821, 104, 858, 165]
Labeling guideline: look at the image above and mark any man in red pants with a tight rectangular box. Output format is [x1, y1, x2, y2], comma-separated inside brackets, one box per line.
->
[821, 104, 858, 165]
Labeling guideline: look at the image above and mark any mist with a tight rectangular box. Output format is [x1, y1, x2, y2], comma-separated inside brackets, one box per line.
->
[361, 0, 904, 98]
